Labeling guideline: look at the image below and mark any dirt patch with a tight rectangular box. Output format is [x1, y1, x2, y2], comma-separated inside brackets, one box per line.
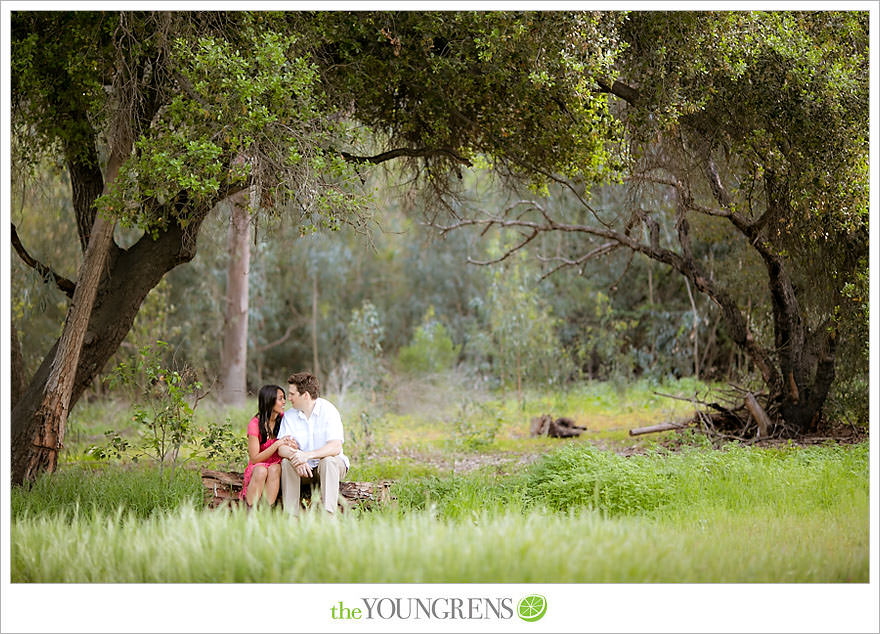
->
[365, 445, 546, 475]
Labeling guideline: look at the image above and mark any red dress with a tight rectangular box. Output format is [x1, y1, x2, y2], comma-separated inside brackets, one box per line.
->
[239, 416, 283, 500]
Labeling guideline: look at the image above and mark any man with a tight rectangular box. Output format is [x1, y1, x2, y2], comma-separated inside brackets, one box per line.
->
[277, 372, 350, 515]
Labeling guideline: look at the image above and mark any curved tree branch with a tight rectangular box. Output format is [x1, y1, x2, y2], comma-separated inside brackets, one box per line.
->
[254, 321, 298, 354]
[536, 241, 619, 280]
[11, 223, 76, 298]
[432, 197, 781, 390]
[467, 228, 540, 266]
[340, 147, 473, 167]
[596, 78, 640, 105]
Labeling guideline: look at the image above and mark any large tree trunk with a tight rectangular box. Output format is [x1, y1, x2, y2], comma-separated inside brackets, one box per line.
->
[11, 210, 213, 485]
[699, 164, 837, 434]
[747, 177, 837, 433]
[762, 254, 837, 433]
[14, 140, 129, 484]
[219, 191, 251, 405]
[22, 214, 117, 482]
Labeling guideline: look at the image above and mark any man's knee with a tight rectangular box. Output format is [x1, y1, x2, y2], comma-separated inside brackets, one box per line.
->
[317, 456, 333, 472]
[318, 456, 345, 477]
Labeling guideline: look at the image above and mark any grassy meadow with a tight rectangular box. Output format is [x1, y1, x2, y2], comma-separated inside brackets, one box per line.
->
[10, 377, 870, 583]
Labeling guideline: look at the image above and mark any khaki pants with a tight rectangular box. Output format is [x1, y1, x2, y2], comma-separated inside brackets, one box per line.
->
[281, 455, 348, 514]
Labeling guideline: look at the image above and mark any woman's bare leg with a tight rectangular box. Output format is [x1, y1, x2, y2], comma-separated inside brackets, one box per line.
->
[247, 465, 268, 507]
[264, 463, 281, 505]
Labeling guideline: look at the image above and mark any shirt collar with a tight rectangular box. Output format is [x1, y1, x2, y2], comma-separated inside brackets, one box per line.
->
[295, 398, 321, 421]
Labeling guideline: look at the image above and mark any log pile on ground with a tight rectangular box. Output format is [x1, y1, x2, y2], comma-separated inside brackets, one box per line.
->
[200, 469, 395, 511]
[530, 414, 587, 438]
[630, 384, 794, 443]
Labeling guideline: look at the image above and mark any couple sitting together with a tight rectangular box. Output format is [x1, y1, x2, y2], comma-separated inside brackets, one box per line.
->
[239, 371, 349, 514]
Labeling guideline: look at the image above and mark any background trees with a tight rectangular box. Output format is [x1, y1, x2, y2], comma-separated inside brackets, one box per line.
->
[434, 10, 869, 434]
[10, 10, 868, 483]
[10, 11, 619, 483]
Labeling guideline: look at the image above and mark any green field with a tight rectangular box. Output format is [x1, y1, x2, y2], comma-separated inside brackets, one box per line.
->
[10, 379, 870, 583]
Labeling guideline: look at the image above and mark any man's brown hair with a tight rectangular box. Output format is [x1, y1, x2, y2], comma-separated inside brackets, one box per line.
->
[288, 372, 320, 399]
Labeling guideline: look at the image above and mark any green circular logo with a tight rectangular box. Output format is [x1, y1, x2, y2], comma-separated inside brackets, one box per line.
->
[517, 595, 547, 622]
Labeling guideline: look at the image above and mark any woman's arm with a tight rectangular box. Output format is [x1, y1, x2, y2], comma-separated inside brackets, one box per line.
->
[247, 434, 282, 463]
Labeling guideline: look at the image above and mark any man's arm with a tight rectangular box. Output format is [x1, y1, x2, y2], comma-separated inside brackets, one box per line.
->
[291, 439, 341, 466]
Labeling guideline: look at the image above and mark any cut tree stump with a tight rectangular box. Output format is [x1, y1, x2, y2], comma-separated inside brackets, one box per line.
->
[200, 469, 395, 511]
[530, 414, 587, 438]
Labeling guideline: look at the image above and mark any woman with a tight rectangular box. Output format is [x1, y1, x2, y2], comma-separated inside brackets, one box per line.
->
[240, 384, 297, 508]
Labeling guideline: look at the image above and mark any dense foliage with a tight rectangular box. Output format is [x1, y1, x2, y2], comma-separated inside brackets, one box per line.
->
[10, 10, 869, 480]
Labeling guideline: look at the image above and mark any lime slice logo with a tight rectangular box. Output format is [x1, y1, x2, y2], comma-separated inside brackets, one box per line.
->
[517, 595, 547, 622]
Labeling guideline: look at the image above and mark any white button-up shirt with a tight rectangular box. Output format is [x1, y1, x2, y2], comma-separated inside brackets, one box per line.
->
[278, 397, 349, 469]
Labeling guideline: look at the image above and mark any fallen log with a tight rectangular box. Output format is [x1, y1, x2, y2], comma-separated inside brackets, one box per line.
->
[201, 469, 395, 511]
[628, 421, 691, 437]
[530, 414, 587, 438]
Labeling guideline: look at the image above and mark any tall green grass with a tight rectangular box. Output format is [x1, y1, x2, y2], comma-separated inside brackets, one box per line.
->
[11, 504, 867, 582]
[523, 441, 869, 517]
[390, 441, 869, 521]
[10, 465, 202, 520]
[11, 419, 868, 583]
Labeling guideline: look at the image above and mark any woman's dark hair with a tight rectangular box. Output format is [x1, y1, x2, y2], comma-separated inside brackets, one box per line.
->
[257, 384, 284, 445]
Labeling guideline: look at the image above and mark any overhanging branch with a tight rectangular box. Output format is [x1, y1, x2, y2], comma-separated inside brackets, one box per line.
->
[432, 199, 780, 389]
[536, 241, 619, 280]
[596, 78, 639, 105]
[11, 223, 76, 299]
[340, 147, 473, 167]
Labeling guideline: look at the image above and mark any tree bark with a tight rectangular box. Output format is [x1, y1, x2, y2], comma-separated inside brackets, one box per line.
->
[311, 271, 320, 378]
[219, 191, 251, 405]
[15, 140, 128, 483]
[708, 166, 837, 432]
[11, 321, 27, 410]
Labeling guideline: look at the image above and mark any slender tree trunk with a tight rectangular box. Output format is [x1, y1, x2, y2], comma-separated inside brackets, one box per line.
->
[219, 191, 251, 405]
[11, 321, 26, 410]
[311, 271, 320, 378]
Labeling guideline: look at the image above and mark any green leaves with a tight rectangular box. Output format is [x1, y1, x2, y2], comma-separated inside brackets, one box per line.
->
[103, 341, 204, 476]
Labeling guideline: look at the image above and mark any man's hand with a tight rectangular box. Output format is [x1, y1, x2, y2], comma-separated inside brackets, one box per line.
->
[279, 436, 299, 450]
[292, 449, 312, 478]
[291, 450, 310, 467]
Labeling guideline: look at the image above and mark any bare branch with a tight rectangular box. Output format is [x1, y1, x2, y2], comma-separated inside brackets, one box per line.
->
[634, 171, 733, 220]
[254, 321, 298, 354]
[11, 223, 76, 298]
[536, 241, 619, 280]
[467, 228, 539, 266]
[536, 241, 618, 267]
